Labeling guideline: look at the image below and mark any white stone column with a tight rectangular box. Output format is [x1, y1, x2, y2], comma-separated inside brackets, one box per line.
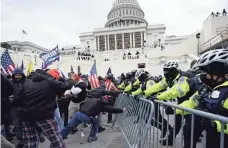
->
[115, 34, 117, 50]
[141, 31, 143, 47]
[104, 35, 107, 51]
[133, 32, 135, 48]
[130, 33, 132, 48]
[122, 33, 124, 49]
[97, 36, 100, 51]
[144, 32, 147, 46]
[107, 35, 110, 50]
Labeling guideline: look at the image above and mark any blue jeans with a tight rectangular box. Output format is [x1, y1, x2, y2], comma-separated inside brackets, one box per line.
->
[55, 107, 64, 131]
[60, 112, 99, 139]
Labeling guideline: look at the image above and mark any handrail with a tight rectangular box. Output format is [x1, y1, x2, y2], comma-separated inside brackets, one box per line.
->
[155, 100, 228, 123]
[200, 29, 228, 52]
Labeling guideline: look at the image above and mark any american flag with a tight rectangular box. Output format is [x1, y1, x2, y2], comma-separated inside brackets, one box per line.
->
[1, 50, 15, 75]
[88, 62, 100, 89]
[105, 67, 118, 91]
[105, 79, 118, 91]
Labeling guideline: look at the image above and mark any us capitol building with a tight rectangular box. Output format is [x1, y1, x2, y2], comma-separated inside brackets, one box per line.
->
[79, 0, 188, 53]
[1, 0, 228, 76]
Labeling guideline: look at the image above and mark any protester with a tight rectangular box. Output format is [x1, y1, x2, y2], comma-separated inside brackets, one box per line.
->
[18, 69, 73, 148]
[60, 88, 125, 142]
[1, 74, 15, 148]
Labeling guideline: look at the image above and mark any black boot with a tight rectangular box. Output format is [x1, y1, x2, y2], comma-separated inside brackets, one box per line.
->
[98, 126, 105, 133]
[71, 127, 78, 134]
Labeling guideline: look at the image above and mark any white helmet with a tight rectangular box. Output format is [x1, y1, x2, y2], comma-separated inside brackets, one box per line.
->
[135, 69, 145, 78]
[163, 61, 179, 69]
[194, 49, 228, 68]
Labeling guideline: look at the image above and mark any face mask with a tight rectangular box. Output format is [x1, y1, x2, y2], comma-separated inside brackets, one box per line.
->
[200, 74, 225, 89]
[164, 69, 178, 81]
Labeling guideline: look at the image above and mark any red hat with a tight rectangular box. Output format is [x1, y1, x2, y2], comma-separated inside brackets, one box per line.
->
[47, 69, 60, 80]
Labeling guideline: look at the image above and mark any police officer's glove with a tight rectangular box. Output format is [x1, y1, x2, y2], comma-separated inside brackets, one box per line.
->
[150, 96, 157, 101]
[201, 118, 217, 131]
[165, 106, 174, 115]
[134, 95, 141, 100]
[146, 95, 157, 101]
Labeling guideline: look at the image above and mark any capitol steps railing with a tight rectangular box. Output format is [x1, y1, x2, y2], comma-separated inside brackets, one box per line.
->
[200, 28, 228, 53]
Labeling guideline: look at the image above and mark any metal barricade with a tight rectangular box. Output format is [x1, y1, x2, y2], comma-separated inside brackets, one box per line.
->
[112, 93, 228, 148]
[152, 100, 228, 148]
[112, 93, 154, 148]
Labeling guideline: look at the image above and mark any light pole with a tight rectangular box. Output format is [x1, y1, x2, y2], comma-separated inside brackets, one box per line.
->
[196, 33, 201, 55]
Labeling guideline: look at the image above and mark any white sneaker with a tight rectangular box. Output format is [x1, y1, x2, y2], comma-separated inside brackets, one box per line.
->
[80, 130, 85, 138]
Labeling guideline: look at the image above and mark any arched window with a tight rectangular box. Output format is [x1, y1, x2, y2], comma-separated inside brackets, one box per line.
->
[133, 10, 135, 15]
[126, 10, 128, 14]
[123, 10, 125, 15]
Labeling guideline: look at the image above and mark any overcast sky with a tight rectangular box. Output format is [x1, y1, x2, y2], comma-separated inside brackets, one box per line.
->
[1, 0, 227, 49]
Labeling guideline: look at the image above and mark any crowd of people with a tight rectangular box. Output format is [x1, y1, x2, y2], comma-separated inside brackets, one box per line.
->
[1, 48, 228, 148]
[211, 9, 227, 17]
[104, 51, 143, 61]
[77, 52, 95, 61]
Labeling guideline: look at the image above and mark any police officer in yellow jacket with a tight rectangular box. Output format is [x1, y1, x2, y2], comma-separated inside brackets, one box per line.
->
[182, 49, 228, 148]
[144, 61, 186, 97]
[156, 69, 203, 145]
[124, 69, 143, 93]
[131, 71, 155, 96]
[117, 70, 136, 90]
[143, 61, 186, 142]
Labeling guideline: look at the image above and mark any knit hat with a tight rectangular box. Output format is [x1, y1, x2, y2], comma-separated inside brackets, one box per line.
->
[47, 69, 60, 80]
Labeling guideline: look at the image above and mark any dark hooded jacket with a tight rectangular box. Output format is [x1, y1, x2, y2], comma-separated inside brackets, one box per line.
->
[11, 68, 26, 107]
[78, 86, 123, 117]
[19, 69, 73, 121]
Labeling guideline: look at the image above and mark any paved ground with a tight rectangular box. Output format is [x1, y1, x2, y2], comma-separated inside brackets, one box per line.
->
[9, 114, 129, 148]
[9, 113, 204, 148]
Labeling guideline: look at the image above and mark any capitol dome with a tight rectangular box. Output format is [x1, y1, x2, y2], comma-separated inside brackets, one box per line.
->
[105, 0, 148, 28]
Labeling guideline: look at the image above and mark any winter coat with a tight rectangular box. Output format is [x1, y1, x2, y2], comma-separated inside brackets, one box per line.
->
[11, 68, 26, 107]
[19, 69, 73, 121]
[79, 98, 123, 117]
[1, 74, 13, 125]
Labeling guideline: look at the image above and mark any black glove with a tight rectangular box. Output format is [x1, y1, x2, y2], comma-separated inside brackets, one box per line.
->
[134, 95, 141, 100]
[201, 118, 217, 131]
[150, 96, 157, 101]
[165, 106, 174, 115]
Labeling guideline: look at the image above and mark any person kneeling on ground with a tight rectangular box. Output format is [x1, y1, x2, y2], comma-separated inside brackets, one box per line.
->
[60, 89, 125, 143]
